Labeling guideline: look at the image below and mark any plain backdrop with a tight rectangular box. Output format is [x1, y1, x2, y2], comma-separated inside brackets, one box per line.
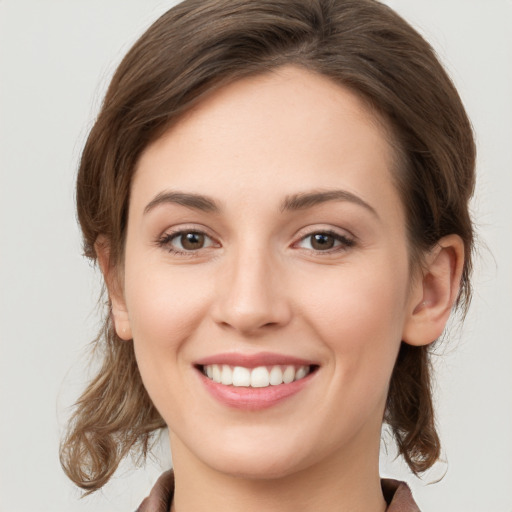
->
[1, 1, 511, 511]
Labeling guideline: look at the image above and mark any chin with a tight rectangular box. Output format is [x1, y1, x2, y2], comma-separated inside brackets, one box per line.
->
[185, 426, 321, 481]
[207, 449, 307, 481]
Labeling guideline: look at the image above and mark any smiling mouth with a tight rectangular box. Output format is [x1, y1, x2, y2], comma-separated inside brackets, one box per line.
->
[198, 364, 317, 388]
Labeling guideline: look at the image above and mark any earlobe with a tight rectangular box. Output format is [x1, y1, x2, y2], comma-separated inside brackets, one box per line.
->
[402, 235, 465, 347]
[94, 237, 132, 341]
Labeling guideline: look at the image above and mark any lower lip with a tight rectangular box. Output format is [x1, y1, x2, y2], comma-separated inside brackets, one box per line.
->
[197, 369, 316, 411]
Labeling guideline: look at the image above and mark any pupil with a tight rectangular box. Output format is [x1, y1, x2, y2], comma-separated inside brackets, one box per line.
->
[312, 233, 334, 250]
[181, 232, 204, 250]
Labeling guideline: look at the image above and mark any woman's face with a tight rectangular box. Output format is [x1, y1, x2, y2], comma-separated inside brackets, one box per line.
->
[116, 66, 421, 478]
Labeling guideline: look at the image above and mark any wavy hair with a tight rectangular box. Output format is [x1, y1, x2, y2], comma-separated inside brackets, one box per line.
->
[61, 0, 476, 493]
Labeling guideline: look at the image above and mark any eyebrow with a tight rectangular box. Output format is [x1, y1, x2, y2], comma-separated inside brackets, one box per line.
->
[144, 191, 220, 214]
[143, 188, 378, 218]
[280, 189, 379, 218]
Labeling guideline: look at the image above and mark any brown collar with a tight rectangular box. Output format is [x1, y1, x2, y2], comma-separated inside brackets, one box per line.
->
[382, 478, 421, 512]
[137, 471, 421, 512]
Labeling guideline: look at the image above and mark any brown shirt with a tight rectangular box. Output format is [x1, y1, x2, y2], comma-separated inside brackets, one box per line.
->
[136, 471, 421, 511]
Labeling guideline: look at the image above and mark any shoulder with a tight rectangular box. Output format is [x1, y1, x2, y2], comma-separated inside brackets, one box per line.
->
[135, 470, 174, 512]
[382, 478, 421, 512]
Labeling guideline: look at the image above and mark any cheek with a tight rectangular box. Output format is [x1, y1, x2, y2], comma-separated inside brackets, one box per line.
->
[297, 275, 407, 447]
[123, 265, 215, 427]
[122, 260, 214, 394]
[125, 256, 210, 338]
[298, 261, 408, 387]
[302, 259, 408, 334]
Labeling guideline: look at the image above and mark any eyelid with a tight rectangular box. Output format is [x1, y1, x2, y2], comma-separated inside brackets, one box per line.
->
[157, 223, 218, 240]
[292, 227, 356, 253]
[155, 224, 355, 256]
[156, 224, 221, 255]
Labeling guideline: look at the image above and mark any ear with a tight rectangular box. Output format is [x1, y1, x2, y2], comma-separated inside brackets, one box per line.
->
[95, 236, 132, 341]
[402, 234, 465, 346]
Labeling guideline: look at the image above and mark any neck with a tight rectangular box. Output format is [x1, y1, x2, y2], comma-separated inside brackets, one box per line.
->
[169, 433, 387, 512]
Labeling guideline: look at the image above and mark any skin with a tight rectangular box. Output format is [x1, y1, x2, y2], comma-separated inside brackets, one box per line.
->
[100, 66, 464, 511]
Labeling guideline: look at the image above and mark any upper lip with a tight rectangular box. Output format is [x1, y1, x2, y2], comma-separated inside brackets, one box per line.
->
[194, 352, 318, 368]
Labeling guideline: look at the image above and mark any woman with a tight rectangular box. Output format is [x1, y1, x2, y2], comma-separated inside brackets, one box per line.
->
[60, 1, 475, 510]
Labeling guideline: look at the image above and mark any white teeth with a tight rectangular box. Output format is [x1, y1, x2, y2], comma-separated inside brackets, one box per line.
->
[212, 364, 222, 383]
[203, 364, 311, 388]
[283, 365, 295, 384]
[251, 366, 270, 388]
[295, 366, 307, 381]
[269, 366, 283, 386]
[232, 366, 251, 387]
[221, 365, 233, 385]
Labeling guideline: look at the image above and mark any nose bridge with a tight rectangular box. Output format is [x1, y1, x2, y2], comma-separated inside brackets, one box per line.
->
[214, 236, 290, 333]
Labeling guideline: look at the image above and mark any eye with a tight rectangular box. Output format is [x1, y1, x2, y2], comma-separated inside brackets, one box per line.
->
[296, 231, 354, 252]
[158, 230, 216, 254]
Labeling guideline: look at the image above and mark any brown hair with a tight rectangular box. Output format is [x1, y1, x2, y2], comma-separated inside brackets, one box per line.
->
[61, 0, 476, 493]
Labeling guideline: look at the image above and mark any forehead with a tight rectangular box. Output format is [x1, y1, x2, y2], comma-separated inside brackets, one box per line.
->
[132, 66, 402, 224]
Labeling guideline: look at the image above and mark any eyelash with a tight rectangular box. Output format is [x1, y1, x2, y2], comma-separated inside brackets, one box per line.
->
[294, 229, 355, 253]
[156, 230, 217, 257]
[156, 229, 355, 256]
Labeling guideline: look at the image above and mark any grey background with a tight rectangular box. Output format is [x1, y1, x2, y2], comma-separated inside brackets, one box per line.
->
[1, 1, 511, 510]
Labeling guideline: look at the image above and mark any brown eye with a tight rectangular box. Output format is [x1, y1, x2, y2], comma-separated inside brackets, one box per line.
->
[159, 230, 215, 253]
[296, 231, 354, 253]
[180, 232, 205, 250]
[310, 233, 335, 250]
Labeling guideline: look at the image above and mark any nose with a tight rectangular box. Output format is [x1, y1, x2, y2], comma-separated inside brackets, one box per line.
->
[211, 245, 292, 335]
